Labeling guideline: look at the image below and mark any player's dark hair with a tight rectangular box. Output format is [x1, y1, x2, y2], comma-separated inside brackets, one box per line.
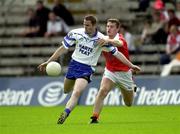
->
[107, 18, 120, 28]
[84, 15, 97, 25]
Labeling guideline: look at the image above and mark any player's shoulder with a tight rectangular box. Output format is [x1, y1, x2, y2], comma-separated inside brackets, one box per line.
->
[70, 28, 84, 34]
[118, 33, 126, 40]
[103, 35, 108, 39]
[67, 28, 85, 38]
[96, 31, 105, 38]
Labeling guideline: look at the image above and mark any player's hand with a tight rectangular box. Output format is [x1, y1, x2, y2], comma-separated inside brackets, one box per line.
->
[131, 65, 141, 73]
[37, 61, 48, 72]
[97, 38, 108, 46]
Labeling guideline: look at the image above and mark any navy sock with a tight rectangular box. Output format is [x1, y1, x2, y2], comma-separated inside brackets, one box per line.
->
[64, 108, 71, 116]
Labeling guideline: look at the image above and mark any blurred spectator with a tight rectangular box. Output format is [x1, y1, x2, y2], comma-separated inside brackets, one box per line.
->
[166, 9, 180, 31]
[138, 0, 150, 12]
[140, 20, 152, 44]
[130, 0, 150, 12]
[160, 25, 180, 65]
[44, 12, 69, 37]
[141, 11, 167, 44]
[21, 8, 40, 37]
[152, 0, 169, 22]
[52, 0, 75, 26]
[162, 0, 176, 6]
[166, 25, 180, 54]
[175, 0, 180, 11]
[35, 0, 50, 36]
[119, 24, 136, 52]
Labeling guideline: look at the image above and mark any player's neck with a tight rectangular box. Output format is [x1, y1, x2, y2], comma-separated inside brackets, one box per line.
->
[88, 33, 95, 37]
[108, 35, 116, 39]
[87, 29, 97, 37]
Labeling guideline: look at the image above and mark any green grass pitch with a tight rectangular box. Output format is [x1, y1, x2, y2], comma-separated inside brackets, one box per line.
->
[0, 105, 180, 134]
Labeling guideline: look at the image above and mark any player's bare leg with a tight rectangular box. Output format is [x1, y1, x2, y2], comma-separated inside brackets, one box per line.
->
[57, 78, 88, 124]
[63, 78, 75, 93]
[119, 85, 134, 107]
[65, 78, 88, 110]
[90, 77, 114, 123]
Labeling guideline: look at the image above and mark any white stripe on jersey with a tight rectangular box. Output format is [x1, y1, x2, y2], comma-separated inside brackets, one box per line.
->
[62, 28, 117, 66]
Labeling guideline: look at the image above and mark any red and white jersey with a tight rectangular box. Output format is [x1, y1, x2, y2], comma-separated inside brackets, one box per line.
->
[103, 34, 130, 72]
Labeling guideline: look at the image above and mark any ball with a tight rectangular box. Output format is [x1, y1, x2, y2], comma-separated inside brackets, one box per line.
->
[46, 61, 61, 76]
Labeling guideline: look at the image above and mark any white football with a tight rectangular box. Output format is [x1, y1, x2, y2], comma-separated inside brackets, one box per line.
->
[46, 61, 61, 76]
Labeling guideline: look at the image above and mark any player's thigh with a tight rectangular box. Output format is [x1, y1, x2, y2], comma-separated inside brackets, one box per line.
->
[115, 71, 135, 105]
[72, 78, 88, 95]
[100, 77, 114, 90]
[117, 84, 134, 106]
[120, 85, 134, 101]
[99, 77, 115, 95]
[64, 78, 75, 92]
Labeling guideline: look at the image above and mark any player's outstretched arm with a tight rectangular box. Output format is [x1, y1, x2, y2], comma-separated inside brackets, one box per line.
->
[97, 38, 123, 47]
[38, 44, 68, 72]
[106, 38, 123, 47]
[114, 51, 141, 72]
[46, 45, 68, 63]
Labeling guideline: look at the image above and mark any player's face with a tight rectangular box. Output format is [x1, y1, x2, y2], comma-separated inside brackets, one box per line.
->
[83, 20, 96, 36]
[106, 22, 119, 38]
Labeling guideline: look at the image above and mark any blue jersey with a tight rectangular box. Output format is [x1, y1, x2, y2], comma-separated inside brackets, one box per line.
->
[62, 28, 117, 66]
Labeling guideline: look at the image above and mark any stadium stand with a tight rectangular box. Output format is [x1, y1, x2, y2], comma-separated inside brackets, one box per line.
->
[0, 0, 180, 76]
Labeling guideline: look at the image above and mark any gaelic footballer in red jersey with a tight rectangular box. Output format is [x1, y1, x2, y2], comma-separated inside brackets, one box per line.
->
[90, 19, 141, 124]
[103, 34, 130, 72]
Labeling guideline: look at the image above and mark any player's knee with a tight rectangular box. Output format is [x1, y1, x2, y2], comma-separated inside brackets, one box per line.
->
[124, 101, 133, 107]
[64, 90, 69, 94]
[99, 87, 109, 98]
[63, 88, 71, 94]
[73, 90, 81, 98]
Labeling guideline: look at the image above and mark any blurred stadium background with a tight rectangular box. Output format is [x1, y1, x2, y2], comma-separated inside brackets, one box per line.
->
[0, 0, 180, 133]
[0, 0, 179, 76]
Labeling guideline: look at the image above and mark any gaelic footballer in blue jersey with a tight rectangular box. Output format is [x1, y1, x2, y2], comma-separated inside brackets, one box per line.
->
[38, 15, 137, 124]
[62, 28, 118, 66]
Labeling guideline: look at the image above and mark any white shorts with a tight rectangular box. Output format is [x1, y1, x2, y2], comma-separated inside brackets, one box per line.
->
[103, 68, 135, 91]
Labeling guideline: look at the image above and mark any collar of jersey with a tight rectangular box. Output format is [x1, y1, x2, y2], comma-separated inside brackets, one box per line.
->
[84, 29, 98, 38]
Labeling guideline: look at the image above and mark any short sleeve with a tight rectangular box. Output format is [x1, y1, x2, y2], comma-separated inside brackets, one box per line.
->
[62, 31, 76, 49]
[102, 44, 118, 55]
